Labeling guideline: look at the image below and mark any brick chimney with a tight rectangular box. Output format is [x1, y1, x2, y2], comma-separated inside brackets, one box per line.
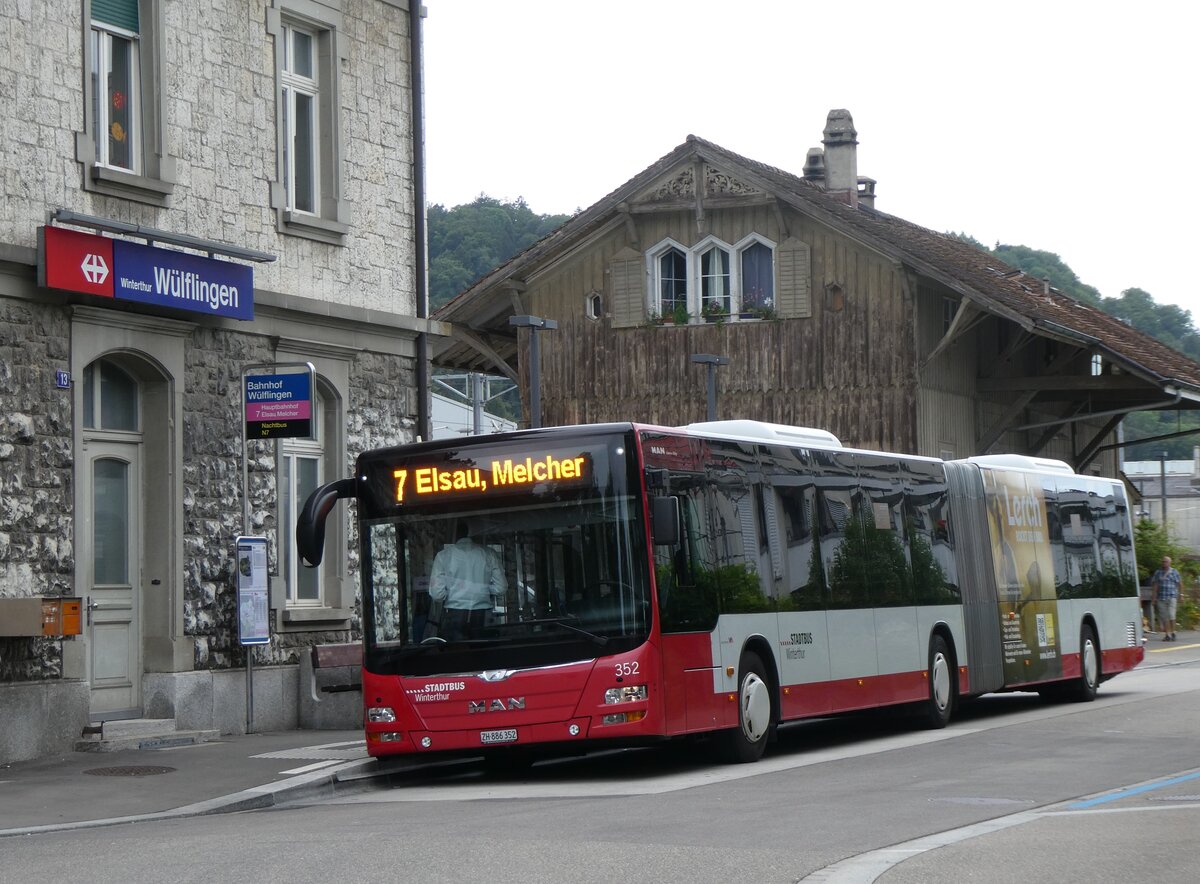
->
[822, 109, 858, 207]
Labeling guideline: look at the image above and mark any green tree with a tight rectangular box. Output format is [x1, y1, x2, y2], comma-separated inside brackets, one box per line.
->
[946, 230, 1200, 460]
[1100, 288, 1200, 361]
[1135, 518, 1199, 629]
[1134, 519, 1197, 584]
[427, 196, 572, 309]
[990, 244, 1102, 306]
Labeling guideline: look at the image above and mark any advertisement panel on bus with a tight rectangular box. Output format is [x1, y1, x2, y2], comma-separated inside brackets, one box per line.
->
[981, 468, 1063, 684]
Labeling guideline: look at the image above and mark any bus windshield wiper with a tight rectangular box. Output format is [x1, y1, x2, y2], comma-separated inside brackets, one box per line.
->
[520, 617, 608, 646]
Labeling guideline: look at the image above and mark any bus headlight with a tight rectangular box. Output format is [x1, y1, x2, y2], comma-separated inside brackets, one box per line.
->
[604, 685, 647, 704]
[367, 706, 397, 723]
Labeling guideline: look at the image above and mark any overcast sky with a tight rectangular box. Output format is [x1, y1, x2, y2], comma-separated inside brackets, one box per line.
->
[423, 1, 1198, 316]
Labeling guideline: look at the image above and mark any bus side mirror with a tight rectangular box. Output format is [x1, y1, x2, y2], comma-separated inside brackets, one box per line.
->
[652, 496, 680, 546]
[296, 478, 357, 567]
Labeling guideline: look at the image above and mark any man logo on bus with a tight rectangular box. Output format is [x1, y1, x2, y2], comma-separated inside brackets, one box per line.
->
[469, 697, 526, 713]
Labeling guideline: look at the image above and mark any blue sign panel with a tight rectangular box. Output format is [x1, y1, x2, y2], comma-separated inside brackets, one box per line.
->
[112, 239, 254, 321]
[245, 372, 313, 439]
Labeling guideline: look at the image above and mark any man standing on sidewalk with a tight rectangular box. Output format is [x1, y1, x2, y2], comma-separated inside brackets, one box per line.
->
[1150, 555, 1182, 642]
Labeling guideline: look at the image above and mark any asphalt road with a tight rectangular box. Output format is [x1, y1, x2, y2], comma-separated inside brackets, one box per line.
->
[3, 644, 1197, 884]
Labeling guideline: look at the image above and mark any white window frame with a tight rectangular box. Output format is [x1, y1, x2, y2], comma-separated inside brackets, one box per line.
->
[82, 357, 142, 434]
[281, 22, 320, 216]
[647, 235, 777, 322]
[280, 394, 325, 607]
[78, 0, 175, 205]
[267, 1, 351, 244]
[735, 233, 777, 314]
[91, 22, 141, 174]
[647, 238, 690, 319]
[694, 236, 733, 317]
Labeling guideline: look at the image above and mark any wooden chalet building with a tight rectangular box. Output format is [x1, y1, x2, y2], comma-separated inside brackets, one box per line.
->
[433, 110, 1200, 473]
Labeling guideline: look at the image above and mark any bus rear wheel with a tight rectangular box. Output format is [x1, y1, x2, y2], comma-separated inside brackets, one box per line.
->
[1068, 625, 1100, 702]
[715, 651, 772, 763]
[922, 635, 954, 729]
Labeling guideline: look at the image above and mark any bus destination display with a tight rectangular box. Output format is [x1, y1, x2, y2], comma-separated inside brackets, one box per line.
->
[393, 452, 592, 503]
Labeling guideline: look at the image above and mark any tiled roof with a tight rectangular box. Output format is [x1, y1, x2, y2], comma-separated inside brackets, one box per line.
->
[435, 135, 1200, 394]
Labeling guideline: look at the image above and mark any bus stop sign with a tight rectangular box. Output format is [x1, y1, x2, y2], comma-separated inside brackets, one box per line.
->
[244, 366, 313, 439]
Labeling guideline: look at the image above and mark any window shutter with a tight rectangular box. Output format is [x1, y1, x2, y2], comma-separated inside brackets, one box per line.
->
[93, 0, 140, 32]
[776, 237, 812, 319]
[608, 247, 647, 328]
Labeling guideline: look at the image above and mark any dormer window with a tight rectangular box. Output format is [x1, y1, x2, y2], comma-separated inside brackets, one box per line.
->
[647, 235, 776, 322]
[658, 246, 688, 317]
[700, 246, 731, 314]
[740, 240, 774, 311]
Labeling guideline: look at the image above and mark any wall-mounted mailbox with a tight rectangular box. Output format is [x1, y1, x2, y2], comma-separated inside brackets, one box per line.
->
[43, 598, 82, 636]
[0, 598, 83, 637]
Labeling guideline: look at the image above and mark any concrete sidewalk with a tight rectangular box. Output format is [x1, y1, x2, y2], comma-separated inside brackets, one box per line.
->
[0, 729, 392, 838]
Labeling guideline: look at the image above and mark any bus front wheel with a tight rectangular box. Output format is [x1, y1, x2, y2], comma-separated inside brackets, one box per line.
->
[716, 651, 772, 763]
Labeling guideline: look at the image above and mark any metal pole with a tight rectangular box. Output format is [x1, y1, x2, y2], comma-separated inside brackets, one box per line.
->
[411, 1, 431, 443]
[705, 363, 718, 421]
[240, 370, 254, 734]
[246, 646, 255, 734]
[509, 316, 557, 430]
[690, 354, 729, 422]
[1160, 451, 1168, 527]
[529, 328, 542, 428]
[472, 373, 484, 434]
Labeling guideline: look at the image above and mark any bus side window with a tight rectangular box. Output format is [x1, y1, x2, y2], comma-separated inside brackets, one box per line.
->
[906, 460, 958, 604]
[658, 491, 719, 633]
[778, 483, 825, 610]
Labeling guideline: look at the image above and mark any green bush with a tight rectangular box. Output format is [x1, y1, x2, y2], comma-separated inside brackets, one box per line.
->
[1178, 593, 1199, 630]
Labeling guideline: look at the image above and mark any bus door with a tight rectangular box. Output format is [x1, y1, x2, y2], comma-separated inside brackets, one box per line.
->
[816, 450, 880, 705]
[862, 455, 920, 704]
[703, 446, 778, 720]
[765, 471, 832, 716]
[654, 482, 725, 734]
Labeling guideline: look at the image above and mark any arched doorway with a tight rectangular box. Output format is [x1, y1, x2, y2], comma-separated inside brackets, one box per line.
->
[81, 358, 144, 717]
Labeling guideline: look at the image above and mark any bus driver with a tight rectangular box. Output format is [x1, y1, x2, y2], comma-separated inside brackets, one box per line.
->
[428, 523, 506, 641]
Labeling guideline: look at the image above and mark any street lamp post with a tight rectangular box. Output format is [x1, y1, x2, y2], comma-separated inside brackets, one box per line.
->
[690, 353, 729, 421]
[1160, 450, 1168, 526]
[509, 315, 558, 428]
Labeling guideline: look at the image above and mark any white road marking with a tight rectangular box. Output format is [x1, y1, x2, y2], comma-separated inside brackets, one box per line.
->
[252, 740, 367, 762]
[800, 766, 1200, 882]
[279, 759, 342, 775]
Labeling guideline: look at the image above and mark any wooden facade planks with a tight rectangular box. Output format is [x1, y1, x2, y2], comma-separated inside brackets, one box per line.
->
[514, 199, 927, 452]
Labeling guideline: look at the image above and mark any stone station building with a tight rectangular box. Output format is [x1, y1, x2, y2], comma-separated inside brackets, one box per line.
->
[0, 0, 436, 762]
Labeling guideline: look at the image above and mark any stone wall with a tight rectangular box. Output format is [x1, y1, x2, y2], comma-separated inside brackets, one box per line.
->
[182, 327, 276, 671]
[179, 328, 416, 672]
[1, 0, 417, 316]
[0, 299, 74, 682]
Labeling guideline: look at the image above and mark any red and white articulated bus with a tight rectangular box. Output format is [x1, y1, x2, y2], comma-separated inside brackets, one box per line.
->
[296, 420, 1144, 763]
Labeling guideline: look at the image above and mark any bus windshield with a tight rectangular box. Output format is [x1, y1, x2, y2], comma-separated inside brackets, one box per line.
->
[359, 430, 651, 676]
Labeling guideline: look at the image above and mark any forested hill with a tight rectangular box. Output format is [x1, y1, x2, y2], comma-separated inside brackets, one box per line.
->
[428, 199, 1199, 459]
[952, 235, 1200, 363]
[428, 197, 572, 309]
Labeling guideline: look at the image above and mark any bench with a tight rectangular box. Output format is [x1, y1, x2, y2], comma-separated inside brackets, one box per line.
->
[299, 642, 363, 730]
[310, 642, 364, 692]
